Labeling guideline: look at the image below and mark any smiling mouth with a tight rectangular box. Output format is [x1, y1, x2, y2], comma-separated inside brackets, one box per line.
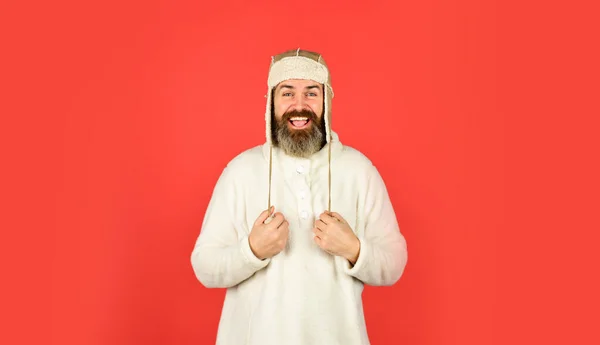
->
[288, 117, 311, 129]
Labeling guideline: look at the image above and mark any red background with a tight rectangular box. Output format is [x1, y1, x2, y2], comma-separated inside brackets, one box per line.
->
[2, 0, 599, 344]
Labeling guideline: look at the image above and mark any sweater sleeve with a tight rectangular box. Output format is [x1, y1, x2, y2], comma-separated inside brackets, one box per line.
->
[191, 166, 270, 288]
[343, 165, 408, 286]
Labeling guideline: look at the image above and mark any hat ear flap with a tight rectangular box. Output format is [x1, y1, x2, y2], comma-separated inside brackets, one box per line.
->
[265, 87, 273, 144]
[324, 85, 333, 143]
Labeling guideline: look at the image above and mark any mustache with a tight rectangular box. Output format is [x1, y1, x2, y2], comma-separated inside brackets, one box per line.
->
[281, 109, 317, 122]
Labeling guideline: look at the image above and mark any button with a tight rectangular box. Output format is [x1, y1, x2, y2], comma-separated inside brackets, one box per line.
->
[300, 210, 308, 219]
[300, 190, 306, 199]
[296, 165, 304, 173]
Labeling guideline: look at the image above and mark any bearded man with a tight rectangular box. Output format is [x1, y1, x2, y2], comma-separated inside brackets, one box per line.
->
[191, 49, 408, 345]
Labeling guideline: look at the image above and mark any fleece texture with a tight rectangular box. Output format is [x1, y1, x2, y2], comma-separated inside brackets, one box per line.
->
[191, 131, 408, 345]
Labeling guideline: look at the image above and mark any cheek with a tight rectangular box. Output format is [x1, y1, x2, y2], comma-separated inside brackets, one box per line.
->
[272, 101, 285, 118]
[275, 98, 291, 110]
[275, 104, 288, 119]
[310, 100, 324, 113]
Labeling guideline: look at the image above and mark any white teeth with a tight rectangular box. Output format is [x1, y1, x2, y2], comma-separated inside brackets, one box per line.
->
[290, 117, 308, 121]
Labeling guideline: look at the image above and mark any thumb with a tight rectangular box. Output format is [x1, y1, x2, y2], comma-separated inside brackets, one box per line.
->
[255, 206, 275, 226]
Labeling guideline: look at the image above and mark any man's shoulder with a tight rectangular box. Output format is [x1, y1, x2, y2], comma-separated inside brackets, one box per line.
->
[338, 144, 376, 170]
[337, 144, 389, 186]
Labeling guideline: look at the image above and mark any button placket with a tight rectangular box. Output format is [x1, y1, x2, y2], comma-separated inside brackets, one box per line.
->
[300, 210, 308, 219]
[294, 159, 311, 222]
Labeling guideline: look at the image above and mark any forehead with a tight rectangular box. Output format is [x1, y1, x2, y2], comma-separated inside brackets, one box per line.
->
[275, 79, 322, 89]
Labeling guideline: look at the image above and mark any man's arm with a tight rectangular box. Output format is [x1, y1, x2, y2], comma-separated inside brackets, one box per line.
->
[190, 167, 270, 288]
[343, 165, 408, 286]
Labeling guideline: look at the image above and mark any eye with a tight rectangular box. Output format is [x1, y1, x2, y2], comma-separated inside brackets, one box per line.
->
[307, 92, 317, 97]
[282, 92, 292, 97]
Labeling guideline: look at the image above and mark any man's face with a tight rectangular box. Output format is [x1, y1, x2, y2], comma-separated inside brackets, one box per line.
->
[271, 79, 327, 158]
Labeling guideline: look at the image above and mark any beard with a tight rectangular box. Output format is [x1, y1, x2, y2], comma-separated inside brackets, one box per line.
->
[271, 108, 327, 158]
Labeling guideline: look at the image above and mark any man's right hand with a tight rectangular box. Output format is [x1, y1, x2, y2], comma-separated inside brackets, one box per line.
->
[248, 206, 289, 260]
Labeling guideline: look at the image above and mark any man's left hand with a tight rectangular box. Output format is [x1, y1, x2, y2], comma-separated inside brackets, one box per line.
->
[313, 211, 360, 265]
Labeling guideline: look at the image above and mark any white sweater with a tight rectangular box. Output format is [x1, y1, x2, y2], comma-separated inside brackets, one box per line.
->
[191, 132, 408, 345]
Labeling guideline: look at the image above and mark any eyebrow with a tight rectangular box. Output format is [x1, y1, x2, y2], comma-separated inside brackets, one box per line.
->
[278, 84, 321, 91]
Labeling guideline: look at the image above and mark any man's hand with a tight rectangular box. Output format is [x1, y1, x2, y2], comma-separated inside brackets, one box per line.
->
[248, 206, 289, 260]
[313, 211, 360, 264]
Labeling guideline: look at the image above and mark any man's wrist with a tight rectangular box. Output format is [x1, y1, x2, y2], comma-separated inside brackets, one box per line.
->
[345, 237, 361, 265]
[248, 236, 265, 260]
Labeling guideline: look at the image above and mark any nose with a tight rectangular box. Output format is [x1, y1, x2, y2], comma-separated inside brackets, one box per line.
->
[292, 95, 306, 110]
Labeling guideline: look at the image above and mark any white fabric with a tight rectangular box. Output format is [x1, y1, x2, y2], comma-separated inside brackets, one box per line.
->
[267, 56, 330, 88]
[191, 132, 408, 345]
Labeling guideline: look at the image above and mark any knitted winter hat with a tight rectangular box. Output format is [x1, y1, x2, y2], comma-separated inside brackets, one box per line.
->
[264, 49, 335, 213]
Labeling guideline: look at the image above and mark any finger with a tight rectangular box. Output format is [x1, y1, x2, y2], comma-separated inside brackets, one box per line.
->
[313, 233, 323, 246]
[315, 219, 327, 231]
[268, 212, 285, 228]
[319, 212, 336, 224]
[313, 233, 329, 250]
[314, 227, 330, 243]
[329, 212, 345, 222]
[278, 219, 289, 230]
[257, 206, 275, 226]
[312, 226, 324, 235]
